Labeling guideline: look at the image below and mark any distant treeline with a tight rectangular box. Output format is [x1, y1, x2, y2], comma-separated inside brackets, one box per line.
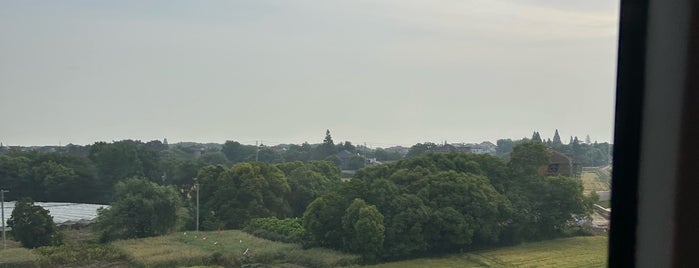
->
[0, 130, 395, 203]
[496, 130, 612, 167]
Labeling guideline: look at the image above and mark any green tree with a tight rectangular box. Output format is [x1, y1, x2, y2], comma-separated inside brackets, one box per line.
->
[552, 129, 563, 147]
[495, 139, 516, 157]
[508, 141, 549, 176]
[0, 155, 33, 200]
[313, 130, 337, 160]
[34, 161, 79, 201]
[256, 147, 285, 163]
[283, 142, 313, 162]
[89, 141, 145, 200]
[195, 162, 291, 229]
[531, 131, 542, 143]
[278, 162, 338, 217]
[199, 151, 231, 166]
[7, 197, 62, 248]
[96, 177, 182, 241]
[221, 141, 256, 163]
[405, 142, 437, 158]
[302, 194, 347, 248]
[336, 141, 357, 153]
[374, 148, 402, 161]
[342, 199, 385, 262]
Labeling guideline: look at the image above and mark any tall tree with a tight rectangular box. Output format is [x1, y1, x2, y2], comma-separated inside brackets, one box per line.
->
[552, 129, 563, 146]
[531, 132, 542, 143]
[313, 130, 337, 160]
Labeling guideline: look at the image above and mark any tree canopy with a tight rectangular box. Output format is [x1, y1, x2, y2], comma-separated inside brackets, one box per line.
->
[302, 144, 592, 260]
[96, 177, 183, 241]
[8, 197, 62, 248]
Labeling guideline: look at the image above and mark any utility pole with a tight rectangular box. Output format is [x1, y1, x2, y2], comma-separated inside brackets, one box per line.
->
[1, 189, 8, 250]
[255, 141, 259, 161]
[193, 178, 199, 234]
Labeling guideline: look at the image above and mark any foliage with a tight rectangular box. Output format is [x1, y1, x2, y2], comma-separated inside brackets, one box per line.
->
[497, 131, 612, 167]
[303, 146, 591, 261]
[303, 194, 347, 249]
[342, 199, 385, 262]
[221, 141, 256, 164]
[194, 162, 291, 230]
[96, 177, 182, 241]
[34, 244, 127, 266]
[277, 161, 341, 217]
[508, 141, 549, 176]
[0, 152, 99, 203]
[373, 148, 402, 161]
[405, 142, 437, 158]
[243, 217, 305, 243]
[7, 197, 63, 248]
[283, 142, 314, 162]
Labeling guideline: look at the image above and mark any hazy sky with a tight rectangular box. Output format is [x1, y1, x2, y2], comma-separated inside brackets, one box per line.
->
[0, 0, 619, 147]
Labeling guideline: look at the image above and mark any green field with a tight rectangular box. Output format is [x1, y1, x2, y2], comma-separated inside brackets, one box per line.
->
[367, 236, 608, 268]
[112, 230, 359, 268]
[0, 230, 606, 268]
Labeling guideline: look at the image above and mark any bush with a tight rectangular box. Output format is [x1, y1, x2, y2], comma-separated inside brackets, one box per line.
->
[7, 198, 62, 248]
[243, 217, 305, 243]
[96, 177, 182, 241]
[34, 244, 127, 266]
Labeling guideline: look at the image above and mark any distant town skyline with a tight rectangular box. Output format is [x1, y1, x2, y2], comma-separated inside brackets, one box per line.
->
[0, 128, 609, 149]
[0, 1, 619, 147]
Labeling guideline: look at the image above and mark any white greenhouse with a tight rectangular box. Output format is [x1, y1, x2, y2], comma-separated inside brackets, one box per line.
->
[1, 202, 108, 229]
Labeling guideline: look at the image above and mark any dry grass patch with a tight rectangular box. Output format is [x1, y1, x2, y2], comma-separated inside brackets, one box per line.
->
[368, 236, 608, 268]
[112, 235, 210, 267]
[581, 171, 610, 194]
[0, 247, 42, 268]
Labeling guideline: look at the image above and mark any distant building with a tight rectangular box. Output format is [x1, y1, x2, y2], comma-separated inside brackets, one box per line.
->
[335, 150, 355, 170]
[384, 146, 409, 158]
[537, 149, 573, 177]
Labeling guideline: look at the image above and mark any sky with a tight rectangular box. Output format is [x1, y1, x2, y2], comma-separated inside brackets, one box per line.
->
[0, 0, 620, 147]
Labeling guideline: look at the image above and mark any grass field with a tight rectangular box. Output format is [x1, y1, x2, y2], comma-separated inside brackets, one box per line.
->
[0, 229, 606, 268]
[112, 230, 359, 268]
[0, 247, 42, 268]
[367, 236, 608, 268]
[581, 169, 610, 195]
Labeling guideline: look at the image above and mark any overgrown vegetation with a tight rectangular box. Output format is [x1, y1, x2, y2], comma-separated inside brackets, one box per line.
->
[111, 229, 359, 268]
[34, 244, 127, 267]
[243, 217, 305, 243]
